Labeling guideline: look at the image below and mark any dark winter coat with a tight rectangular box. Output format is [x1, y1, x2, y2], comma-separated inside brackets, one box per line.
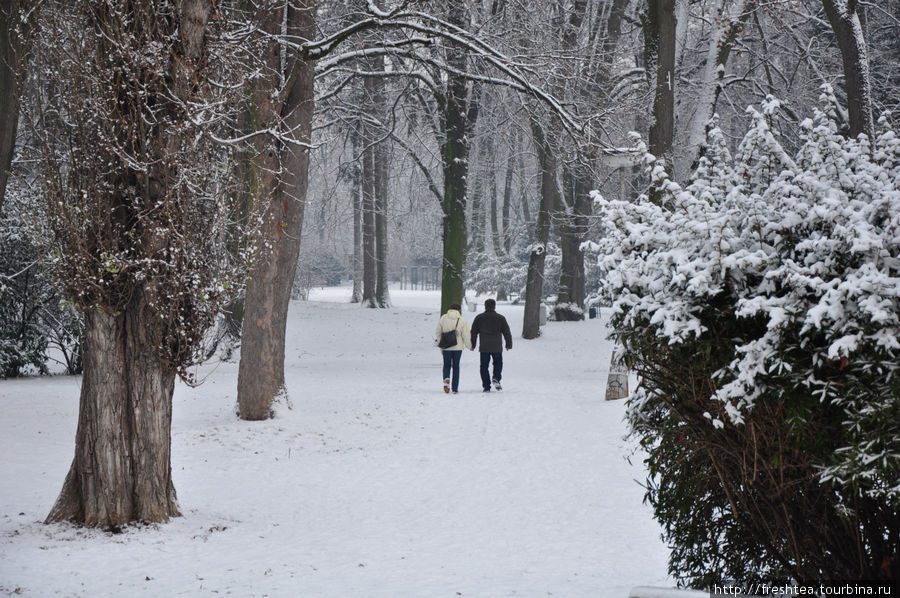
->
[471, 308, 512, 353]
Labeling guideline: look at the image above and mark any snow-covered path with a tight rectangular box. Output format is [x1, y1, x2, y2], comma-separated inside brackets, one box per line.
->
[0, 289, 670, 597]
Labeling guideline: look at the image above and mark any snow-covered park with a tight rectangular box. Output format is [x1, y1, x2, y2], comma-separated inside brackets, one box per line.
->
[1, 288, 670, 597]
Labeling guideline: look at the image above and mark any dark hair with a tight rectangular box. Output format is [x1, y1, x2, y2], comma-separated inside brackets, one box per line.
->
[449, 303, 461, 311]
[484, 298, 496, 310]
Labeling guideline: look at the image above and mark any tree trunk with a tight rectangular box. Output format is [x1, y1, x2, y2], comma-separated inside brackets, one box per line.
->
[374, 123, 390, 308]
[489, 154, 502, 257]
[522, 120, 557, 339]
[237, 2, 316, 420]
[47, 298, 179, 527]
[821, 0, 875, 140]
[501, 145, 514, 255]
[644, 0, 677, 202]
[0, 0, 29, 211]
[555, 166, 589, 319]
[438, 7, 477, 314]
[469, 140, 486, 254]
[221, 105, 256, 347]
[683, 0, 749, 176]
[45, 0, 215, 526]
[350, 149, 363, 303]
[368, 54, 391, 308]
[361, 108, 377, 308]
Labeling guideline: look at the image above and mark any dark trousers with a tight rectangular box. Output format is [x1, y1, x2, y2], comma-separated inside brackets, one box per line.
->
[480, 352, 503, 389]
[442, 350, 462, 392]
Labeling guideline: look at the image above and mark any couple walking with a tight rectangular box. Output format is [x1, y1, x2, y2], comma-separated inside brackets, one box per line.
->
[434, 299, 513, 394]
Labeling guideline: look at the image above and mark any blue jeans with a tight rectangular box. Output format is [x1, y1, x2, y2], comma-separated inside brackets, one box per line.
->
[442, 350, 462, 392]
[480, 352, 503, 389]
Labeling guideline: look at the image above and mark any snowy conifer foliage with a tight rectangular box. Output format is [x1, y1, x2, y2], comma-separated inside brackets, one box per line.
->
[591, 90, 899, 582]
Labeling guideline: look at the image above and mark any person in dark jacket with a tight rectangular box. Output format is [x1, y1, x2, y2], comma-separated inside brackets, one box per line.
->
[470, 298, 512, 392]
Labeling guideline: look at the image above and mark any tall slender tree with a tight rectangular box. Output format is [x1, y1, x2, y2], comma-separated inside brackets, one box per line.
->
[522, 119, 558, 339]
[236, 1, 317, 420]
[0, 0, 32, 211]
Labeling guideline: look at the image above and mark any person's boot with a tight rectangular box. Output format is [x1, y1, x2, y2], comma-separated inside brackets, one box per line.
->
[443, 378, 450, 393]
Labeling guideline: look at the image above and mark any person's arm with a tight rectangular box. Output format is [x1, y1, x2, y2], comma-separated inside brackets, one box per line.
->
[469, 316, 479, 350]
[461, 319, 473, 351]
[502, 317, 512, 350]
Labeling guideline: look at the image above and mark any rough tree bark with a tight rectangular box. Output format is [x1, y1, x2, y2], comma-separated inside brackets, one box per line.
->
[47, 297, 180, 525]
[237, 2, 316, 420]
[821, 0, 874, 140]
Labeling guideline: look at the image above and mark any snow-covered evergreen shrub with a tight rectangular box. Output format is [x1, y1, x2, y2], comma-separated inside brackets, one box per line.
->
[591, 92, 899, 584]
[466, 251, 528, 298]
[1, 204, 84, 378]
[0, 233, 49, 378]
[466, 244, 562, 301]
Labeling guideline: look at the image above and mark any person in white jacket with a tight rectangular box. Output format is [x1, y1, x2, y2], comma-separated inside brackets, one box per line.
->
[434, 303, 472, 393]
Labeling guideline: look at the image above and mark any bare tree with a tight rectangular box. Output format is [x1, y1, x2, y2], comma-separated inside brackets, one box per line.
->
[236, 1, 317, 420]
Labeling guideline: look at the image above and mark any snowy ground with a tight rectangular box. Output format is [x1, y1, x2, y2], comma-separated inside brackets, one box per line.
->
[0, 288, 670, 597]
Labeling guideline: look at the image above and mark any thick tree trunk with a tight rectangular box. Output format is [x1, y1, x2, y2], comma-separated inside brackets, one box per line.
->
[644, 0, 677, 202]
[361, 113, 377, 308]
[47, 297, 179, 527]
[237, 2, 315, 420]
[821, 0, 874, 140]
[522, 121, 557, 339]
[46, 0, 212, 526]
[439, 102, 473, 310]
[438, 2, 477, 315]
[367, 55, 390, 308]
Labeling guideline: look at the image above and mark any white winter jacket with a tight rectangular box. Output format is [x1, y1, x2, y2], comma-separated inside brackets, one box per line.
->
[434, 309, 472, 351]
